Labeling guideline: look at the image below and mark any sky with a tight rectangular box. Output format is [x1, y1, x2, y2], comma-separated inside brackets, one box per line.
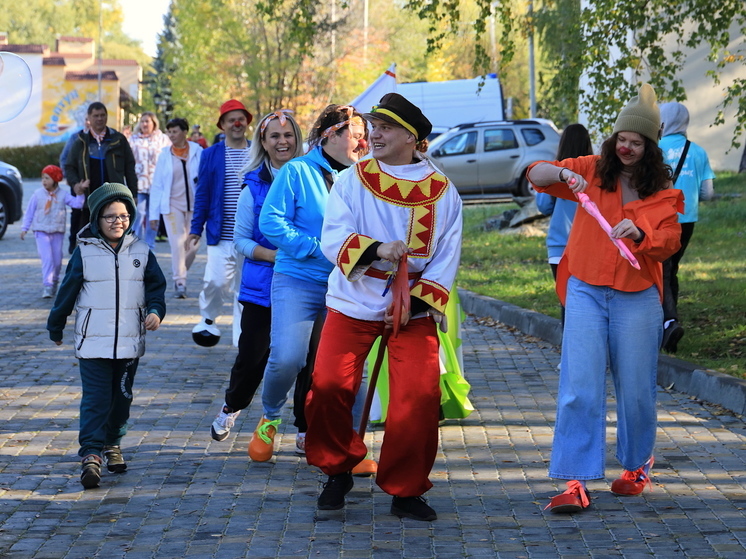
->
[120, 0, 171, 58]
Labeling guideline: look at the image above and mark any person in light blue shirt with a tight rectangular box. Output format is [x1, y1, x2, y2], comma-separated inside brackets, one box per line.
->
[658, 102, 715, 353]
[535, 123, 593, 324]
[248, 104, 369, 464]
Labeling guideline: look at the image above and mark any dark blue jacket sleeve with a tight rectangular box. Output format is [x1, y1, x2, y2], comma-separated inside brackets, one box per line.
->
[46, 249, 84, 342]
[190, 147, 214, 236]
[144, 251, 167, 320]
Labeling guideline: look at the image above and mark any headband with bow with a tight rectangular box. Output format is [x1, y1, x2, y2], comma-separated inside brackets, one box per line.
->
[260, 109, 294, 136]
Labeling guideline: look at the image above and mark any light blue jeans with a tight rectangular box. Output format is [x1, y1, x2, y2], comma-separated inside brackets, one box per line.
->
[260, 273, 322, 418]
[261, 272, 367, 425]
[549, 276, 663, 481]
[136, 193, 156, 249]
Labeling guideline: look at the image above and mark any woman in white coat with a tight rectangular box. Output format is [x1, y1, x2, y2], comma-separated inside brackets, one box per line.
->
[149, 117, 204, 298]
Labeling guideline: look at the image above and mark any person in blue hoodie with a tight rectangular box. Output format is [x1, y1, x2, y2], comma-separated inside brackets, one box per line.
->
[248, 105, 368, 463]
[658, 102, 715, 353]
[535, 124, 593, 323]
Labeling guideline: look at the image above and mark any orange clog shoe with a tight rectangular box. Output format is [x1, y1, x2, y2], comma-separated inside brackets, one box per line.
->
[248, 417, 280, 462]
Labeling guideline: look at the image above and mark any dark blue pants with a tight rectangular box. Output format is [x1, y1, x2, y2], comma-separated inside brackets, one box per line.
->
[662, 222, 695, 322]
[78, 358, 139, 458]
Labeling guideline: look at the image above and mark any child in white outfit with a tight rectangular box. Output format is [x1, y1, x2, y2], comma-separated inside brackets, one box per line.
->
[21, 165, 85, 298]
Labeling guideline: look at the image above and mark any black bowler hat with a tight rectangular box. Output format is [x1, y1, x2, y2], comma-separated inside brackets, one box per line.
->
[364, 93, 432, 142]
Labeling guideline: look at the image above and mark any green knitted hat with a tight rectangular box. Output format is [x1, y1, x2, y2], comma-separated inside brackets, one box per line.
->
[613, 83, 661, 144]
[87, 182, 136, 236]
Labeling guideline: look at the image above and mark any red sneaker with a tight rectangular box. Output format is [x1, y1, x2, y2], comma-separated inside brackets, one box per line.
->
[611, 457, 654, 496]
[545, 480, 591, 514]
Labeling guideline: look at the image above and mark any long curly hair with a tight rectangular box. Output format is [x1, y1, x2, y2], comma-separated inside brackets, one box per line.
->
[596, 132, 672, 199]
[307, 104, 367, 148]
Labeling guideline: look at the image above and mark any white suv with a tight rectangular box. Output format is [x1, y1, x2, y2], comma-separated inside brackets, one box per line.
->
[427, 119, 560, 197]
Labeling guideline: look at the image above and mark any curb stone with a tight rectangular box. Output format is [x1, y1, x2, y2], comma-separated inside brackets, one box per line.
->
[459, 287, 746, 417]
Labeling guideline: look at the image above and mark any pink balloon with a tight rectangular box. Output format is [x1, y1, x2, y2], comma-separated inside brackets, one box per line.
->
[576, 192, 641, 270]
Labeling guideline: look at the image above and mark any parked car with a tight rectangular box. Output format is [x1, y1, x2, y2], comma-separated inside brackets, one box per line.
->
[0, 159, 23, 240]
[427, 119, 560, 197]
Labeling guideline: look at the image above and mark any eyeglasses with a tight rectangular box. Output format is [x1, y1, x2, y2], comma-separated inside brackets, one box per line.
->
[101, 214, 130, 223]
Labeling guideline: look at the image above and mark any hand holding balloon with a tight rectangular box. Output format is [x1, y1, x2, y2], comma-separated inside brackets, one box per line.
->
[572, 178, 641, 269]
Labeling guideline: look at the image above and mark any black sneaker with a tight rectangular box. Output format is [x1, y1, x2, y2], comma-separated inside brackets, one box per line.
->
[662, 320, 685, 353]
[391, 496, 437, 521]
[318, 473, 354, 510]
[103, 445, 127, 473]
[80, 455, 102, 489]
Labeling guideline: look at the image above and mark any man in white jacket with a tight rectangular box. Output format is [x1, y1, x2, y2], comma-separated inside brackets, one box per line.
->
[149, 117, 204, 298]
[305, 93, 463, 522]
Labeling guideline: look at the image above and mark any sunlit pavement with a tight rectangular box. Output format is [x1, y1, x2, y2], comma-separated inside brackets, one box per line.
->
[1, 180, 745, 558]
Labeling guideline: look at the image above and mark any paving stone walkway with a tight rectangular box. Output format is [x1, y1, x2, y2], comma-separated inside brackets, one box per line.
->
[1, 180, 745, 558]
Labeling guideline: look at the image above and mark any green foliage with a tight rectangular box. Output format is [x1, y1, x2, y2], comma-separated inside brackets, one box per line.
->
[0, 143, 65, 179]
[414, 0, 746, 146]
[146, 3, 178, 124]
[156, 0, 485, 139]
[0, 0, 146, 64]
[459, 172, 746, 378]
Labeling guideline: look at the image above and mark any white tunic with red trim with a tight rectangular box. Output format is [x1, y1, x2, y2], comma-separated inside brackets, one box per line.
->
[321, 155, 463, 321]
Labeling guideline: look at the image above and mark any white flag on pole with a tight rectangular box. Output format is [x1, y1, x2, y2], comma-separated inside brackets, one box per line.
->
[349, 63, 397, 115]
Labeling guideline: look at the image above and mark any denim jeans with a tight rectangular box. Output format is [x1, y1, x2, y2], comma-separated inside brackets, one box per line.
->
[261, 272, 328, 420]
[78, 358, 139, 458]
[549, 277, 662, 480]
[135, 193, 156, 249]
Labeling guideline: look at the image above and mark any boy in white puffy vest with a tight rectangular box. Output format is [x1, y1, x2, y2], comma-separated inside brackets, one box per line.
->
[47, 183, 166, 489]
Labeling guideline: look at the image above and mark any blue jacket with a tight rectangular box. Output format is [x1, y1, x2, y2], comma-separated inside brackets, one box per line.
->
[258, 146, 335, 286]
[235, 164, 275, 306]
[190, 139, 249, 245]
[536, 192, 577, 261]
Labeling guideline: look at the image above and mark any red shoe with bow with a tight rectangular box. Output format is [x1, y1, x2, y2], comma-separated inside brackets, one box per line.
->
[545, 480, 591, 514]
[611, 457, 654, 496]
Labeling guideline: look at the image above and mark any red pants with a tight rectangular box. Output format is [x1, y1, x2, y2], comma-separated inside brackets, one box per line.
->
[305, 310, 441, 497]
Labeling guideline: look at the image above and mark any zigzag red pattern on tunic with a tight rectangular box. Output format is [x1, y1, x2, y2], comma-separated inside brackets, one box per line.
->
[355, 159, 449, 207]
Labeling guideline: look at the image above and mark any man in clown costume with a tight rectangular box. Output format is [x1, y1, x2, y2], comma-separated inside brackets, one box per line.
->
[305, 93, 463, 522]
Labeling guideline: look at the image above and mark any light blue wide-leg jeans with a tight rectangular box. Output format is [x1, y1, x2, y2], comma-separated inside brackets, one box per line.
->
[549, 276, 662, 481]
[261, 272, 327, 420]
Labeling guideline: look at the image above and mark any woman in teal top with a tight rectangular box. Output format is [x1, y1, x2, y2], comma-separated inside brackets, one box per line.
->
[249, 105, 368, 462]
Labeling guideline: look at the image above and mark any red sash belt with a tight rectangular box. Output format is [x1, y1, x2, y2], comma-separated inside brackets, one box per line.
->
[364, 267, 421, 281]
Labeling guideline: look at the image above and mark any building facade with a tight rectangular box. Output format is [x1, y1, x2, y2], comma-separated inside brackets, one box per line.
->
[0, 34, 142, 148]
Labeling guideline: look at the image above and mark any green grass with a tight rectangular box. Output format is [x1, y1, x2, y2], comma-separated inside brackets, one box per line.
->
[459, 171, 746, 378]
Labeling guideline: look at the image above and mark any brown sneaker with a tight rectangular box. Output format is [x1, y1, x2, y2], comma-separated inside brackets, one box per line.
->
[80, 454, 102, 489]
[248, 417, 280, 462]
[103, 445, 127, 473]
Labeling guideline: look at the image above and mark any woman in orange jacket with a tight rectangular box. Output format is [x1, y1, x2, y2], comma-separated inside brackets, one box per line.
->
[527, 84, 683, 514]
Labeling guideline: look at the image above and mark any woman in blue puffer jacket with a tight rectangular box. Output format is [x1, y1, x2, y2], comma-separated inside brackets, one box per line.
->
[209, 110, 307, 445]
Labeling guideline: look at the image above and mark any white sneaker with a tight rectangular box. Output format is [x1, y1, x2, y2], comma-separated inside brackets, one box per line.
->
[192, 318, 221, 347]
[295, 432, 306, 455]
[42, 286, 53, 298]
[211, 404, 240, 441]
